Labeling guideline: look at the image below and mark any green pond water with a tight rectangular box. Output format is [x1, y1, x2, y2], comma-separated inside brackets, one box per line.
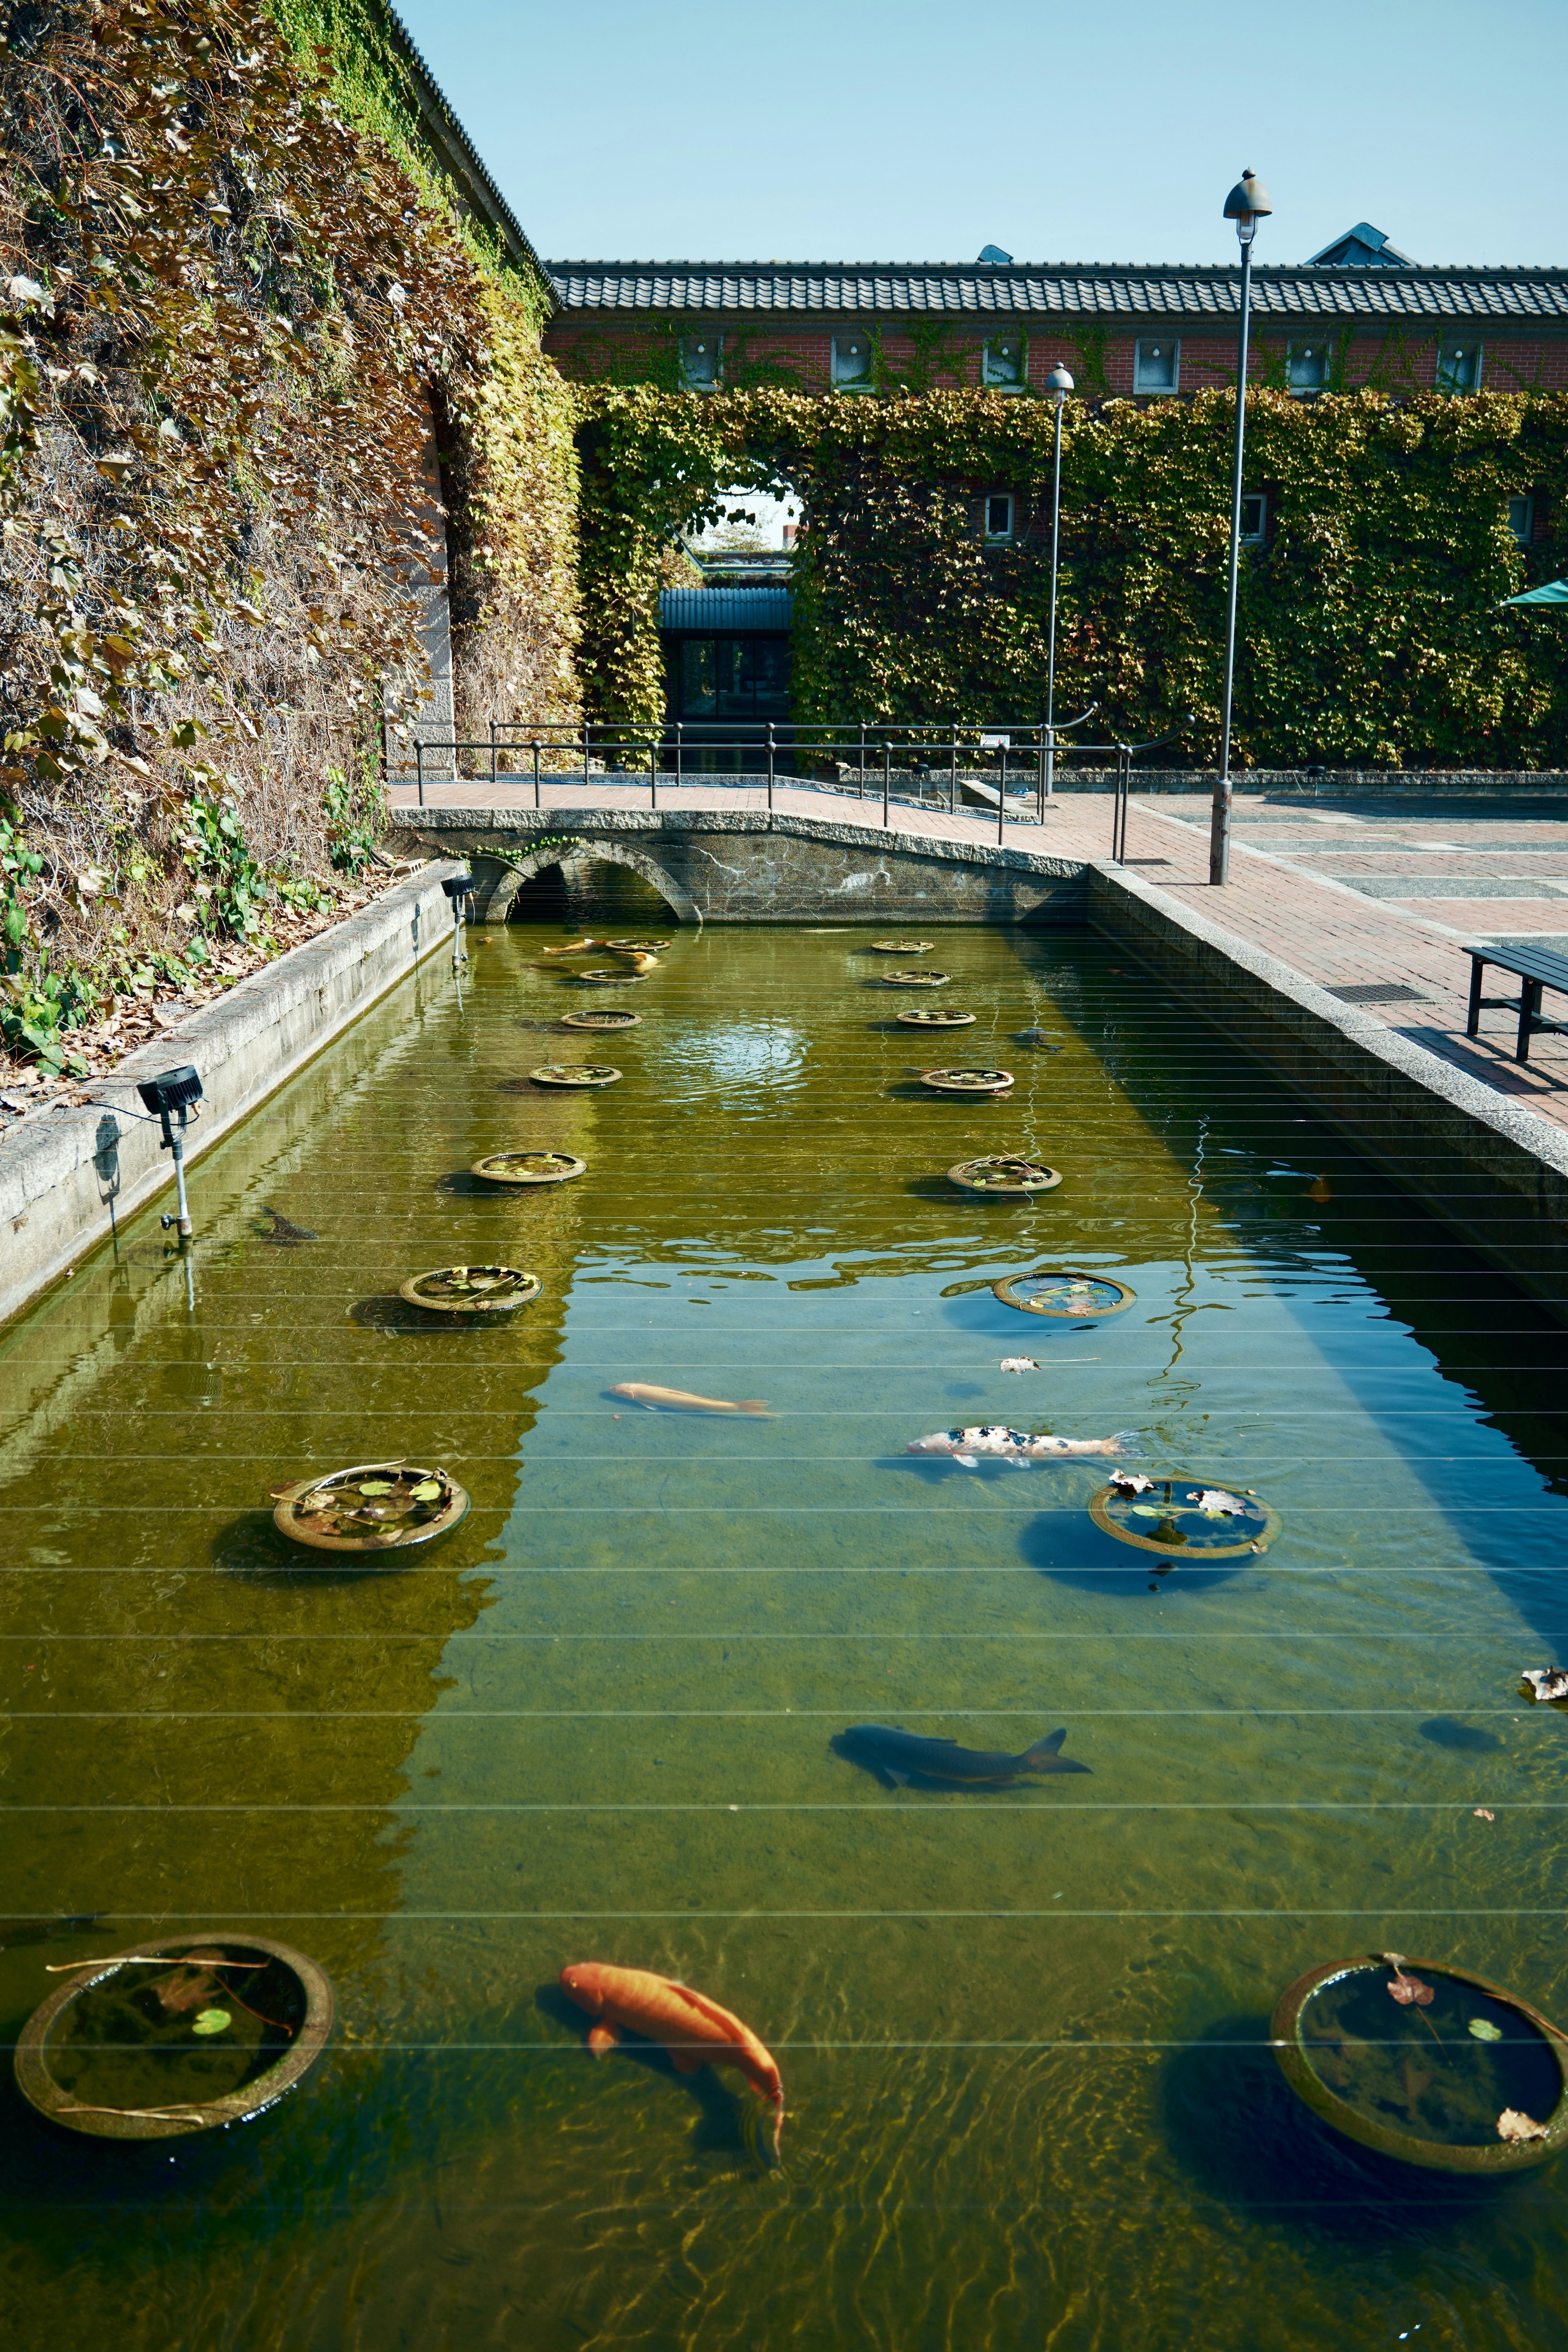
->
[3, 913, 1568, 2350]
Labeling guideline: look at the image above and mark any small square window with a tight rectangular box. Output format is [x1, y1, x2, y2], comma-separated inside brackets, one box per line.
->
[1240, 492, 1267, 546]
[679, 334, 721, 389]
[1133, 337, 1179, 393]
[1287, 341, 1330, 392]
[984, 493, 1015, 542]
[1437, 341, 1483, 393]
[832, 335, 872, 387]
[1508, 494, 1535, 546]
[983, 335, 1025, 386]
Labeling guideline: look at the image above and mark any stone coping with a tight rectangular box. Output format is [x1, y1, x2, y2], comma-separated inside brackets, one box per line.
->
[0, 862, 462, 1332]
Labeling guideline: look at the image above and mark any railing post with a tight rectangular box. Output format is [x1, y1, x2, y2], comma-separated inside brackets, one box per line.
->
[859, 719, 866, 801]
[532, 741, 541, 810]
[767, 723, 775, 811]
[649, 736, 657, 810]
[675, 721, 683, 792]
[415, 737, 424, 808]
[997, 739, 1006, 844]
[1038, 724, 1047, 822]
[490, 718, 497, 788]
[882, 736, 890, 829]
[583, 724, 590, 790]
[950, 722, 958, 815]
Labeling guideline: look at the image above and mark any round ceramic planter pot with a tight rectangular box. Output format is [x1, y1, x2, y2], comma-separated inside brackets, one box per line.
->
[561, 1010, 641, 1031]
[272, 1461, 470, 1554]
[573, 969, 641, 986]
[14, 1933, 334, 2141]
[1088, 1472, 1279, 1558]
[528, 1065, 621, 1089]
[921, 1067, 1013, 1095]
[948, 1156, 1062, 1196]
[599, 938, 668, 953]
[398, 1265, 540, 1314]
[881, 971, 950, 988]
[896, 1009, 977, 1028]
[994, 1269, 1135, 1318]
[871, 940, 933, 954]
[1272, 1954, 1568, 2174]
[471, 1152, 586, 1186]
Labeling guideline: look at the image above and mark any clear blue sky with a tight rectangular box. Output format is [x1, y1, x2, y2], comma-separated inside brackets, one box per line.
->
[395, 0, 1567, 269]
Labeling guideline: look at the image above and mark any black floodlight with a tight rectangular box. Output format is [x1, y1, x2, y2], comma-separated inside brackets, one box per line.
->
[441, 870, 474, 901]
[136, 1065, 203, 1121]
[138, 1065, 201, 1240]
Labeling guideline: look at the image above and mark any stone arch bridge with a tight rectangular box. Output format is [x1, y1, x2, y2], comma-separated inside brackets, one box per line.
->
[386, 806, 1087, 926]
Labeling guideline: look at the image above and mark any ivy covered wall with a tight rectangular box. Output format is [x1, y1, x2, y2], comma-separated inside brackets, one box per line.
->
[574, 383, 1568, 768]
[0, 0, 579, 1076]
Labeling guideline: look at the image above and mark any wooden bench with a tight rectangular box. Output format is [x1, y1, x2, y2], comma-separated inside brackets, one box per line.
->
[1465, 940, 1568, 1062]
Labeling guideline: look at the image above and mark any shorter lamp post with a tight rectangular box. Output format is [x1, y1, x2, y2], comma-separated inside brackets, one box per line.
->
[1043, 363, 1074, 798]
[1211, 167, 1273, 886]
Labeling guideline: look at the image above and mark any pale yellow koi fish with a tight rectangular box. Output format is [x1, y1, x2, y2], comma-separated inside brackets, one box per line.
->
[611, 1383, 771, 1415]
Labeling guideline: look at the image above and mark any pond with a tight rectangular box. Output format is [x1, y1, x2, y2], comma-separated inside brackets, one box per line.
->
[3, 918, 1568, 2349]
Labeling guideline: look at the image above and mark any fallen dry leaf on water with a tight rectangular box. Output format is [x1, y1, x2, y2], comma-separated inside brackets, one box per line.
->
[1189, 1488, 1245, 1516]
[1385, 1956, 1435, 2006]
[1497, 2109, 1549, 2143]
[1110, 1471, 1155, 1495]
[1522, 1668, 1568, 1703]
[999, 1357, 1041, 1374]
[1474, 1808, 1495, 1821]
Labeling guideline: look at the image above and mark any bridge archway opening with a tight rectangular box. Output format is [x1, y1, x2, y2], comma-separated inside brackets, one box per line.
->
[506, 858, 677, 927]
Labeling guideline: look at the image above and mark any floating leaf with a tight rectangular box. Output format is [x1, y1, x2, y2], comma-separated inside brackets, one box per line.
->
[1522, 1668, 1568, 1703]
[1498, 2108, 1549, 2143]
[1469, 2019, 1504, 2041]
[409, 1479, 443, 1501]
[356, 1480, 394, 1497]
[192, 2009, 231, 2036]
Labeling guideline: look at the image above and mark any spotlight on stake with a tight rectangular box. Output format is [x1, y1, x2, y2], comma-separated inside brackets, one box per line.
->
[136, 1065, 203, 1242]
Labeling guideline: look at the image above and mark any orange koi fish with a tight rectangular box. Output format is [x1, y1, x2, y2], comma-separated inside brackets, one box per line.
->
[560, 1961, 784, 2153]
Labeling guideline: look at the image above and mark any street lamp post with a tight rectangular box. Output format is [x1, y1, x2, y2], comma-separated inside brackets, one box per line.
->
[1043, 362, 1074, 800]
[1210, 167, 1273, 886]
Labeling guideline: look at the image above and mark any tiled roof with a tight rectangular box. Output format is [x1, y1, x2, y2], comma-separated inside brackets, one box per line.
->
[659, 588, 793, 633]
[546, 261, 1568, 328]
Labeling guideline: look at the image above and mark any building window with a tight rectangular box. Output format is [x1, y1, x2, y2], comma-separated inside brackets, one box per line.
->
[1508, 494, 1535, 546]
[1240, 492, 1267, 546]
[831, 335, 872, 387]
[1437, 341, 1483, 392]
[984, 493, 1015, 542]
[1133, 337, 1180, 393]
[983, 335, 1025, 387]
[679, 335, 721, 389]
[1287, 341, 1330, 392]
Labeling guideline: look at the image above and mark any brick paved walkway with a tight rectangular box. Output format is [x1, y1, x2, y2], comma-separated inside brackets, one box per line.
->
[388, 775, 1568, 1134]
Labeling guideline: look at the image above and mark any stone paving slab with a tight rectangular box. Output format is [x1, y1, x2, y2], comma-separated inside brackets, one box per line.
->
[387, 775, 1568, 1131]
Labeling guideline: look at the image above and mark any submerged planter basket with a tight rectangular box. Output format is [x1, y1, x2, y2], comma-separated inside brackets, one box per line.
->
[897, 1009, 976, 1028]
[994, 1269, 1135, 1318]
[561, 1010, 641, 1031]
[871, 940, 933, 954]
[921, 1067, 1013, 1095]
[1272, 1954, 1568, 2174]
[573, 969, 641, 986]
[948, 1156, 1062, 1195]
[398, 1265, 540, 1314]
[471, 1152, 586, 1185]
[528, 1065, 621, 1089]
[882, 970, 950, 988]
[14, 1933, 333, 2141]
[272, 1460, 469, 1553]
[1089, 1474, 1279, 1558]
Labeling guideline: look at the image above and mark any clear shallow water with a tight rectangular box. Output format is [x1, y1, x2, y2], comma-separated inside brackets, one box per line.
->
[3, 919, 1568, 2349]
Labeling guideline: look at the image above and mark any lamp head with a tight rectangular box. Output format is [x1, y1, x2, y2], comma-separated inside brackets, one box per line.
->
[1223, 169, 1273, 245]
[441, 870, 474, 902]
[136, 1065, 202, 1121]
[1045, 363, 1075, 405]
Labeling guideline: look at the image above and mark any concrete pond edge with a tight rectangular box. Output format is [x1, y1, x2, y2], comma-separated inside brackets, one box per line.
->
[0, 862, 465, 1332]
[1089, 860, 1568, 1319]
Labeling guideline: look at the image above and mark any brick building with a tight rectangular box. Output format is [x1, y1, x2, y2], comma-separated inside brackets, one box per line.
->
[541, 232, 1568, 405]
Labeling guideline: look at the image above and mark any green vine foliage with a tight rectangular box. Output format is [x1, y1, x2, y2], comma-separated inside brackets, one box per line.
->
[574, 384, 1568, 764]
[0, 0, 578, 1071]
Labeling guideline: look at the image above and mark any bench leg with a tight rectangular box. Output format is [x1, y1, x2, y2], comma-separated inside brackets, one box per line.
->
[1467, 957, 1485, 1038]
[1517, 978, 1540, 1063]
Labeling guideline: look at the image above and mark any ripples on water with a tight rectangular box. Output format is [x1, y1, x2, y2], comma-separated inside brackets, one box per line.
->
[2, 920, 1567, 2349]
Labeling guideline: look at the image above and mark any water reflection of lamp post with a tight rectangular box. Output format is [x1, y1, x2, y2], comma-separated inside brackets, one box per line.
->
[1211, 168, 1273, 886]
[1043, 362, 1074, 800]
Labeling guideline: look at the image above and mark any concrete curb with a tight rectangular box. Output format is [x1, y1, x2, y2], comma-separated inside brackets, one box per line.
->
[0, 862, 461, 1331]
[1088, 860, 1568, 1313]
